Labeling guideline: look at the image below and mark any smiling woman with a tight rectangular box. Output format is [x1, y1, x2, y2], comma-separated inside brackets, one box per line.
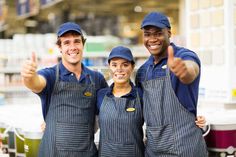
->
[96, 46, 145, 157]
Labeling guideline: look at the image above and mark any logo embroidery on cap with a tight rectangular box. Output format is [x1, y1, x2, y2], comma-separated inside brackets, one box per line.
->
[84, 91, 92, 97]
[126, 107, 135, 112]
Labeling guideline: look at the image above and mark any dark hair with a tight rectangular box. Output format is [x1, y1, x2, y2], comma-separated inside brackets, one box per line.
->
[56, 31, 86, 46]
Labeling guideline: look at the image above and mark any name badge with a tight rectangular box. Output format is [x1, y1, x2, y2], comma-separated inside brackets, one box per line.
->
[126, 107, 135, 112]
[84, 91, 92, 97]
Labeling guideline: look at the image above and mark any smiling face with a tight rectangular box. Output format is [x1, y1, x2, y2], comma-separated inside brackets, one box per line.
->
[58, 32, 84, 66]
[143, 26, 171, 61]
[109, 58, 134, 85]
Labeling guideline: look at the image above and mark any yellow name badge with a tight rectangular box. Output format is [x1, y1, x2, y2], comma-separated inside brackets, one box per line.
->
[126, 107, 135, 112]
[84, 91, 92, 97]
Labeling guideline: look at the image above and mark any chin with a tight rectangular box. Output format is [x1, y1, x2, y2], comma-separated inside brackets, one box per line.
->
[114, 80, 128, 84]
[150, 50, 161, 55]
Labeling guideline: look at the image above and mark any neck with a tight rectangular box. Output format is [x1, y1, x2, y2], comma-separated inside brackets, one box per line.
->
[62, 60, 82, 77]
[153, 53, 167, 64]
[113, 82, 132, 97]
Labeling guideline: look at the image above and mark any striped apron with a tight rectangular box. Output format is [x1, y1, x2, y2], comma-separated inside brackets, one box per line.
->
[98, 94, 144, 157]
[38, 65, 98, 157]
[142, 68, 208, 157]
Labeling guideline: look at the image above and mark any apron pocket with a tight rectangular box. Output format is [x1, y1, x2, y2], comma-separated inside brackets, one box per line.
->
[146, 124, 174, 154]
[56, 122, 89, 151]
[101, 142, 135, 157]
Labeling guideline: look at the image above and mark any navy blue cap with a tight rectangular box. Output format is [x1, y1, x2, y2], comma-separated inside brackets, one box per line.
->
[141, 12, 171, 29]
[108, 46, 134, 64]
[57, 22, 83, 37]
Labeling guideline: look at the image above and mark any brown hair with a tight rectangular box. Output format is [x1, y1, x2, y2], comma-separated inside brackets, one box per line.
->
[56, 31, 86, 46]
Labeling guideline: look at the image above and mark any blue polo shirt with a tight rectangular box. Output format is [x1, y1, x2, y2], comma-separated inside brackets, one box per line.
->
[37, 61, 108, 119]
[96, 82, 143, 113]
[135, 43, 201, 115]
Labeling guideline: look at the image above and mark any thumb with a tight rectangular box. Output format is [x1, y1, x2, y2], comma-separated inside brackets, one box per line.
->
[167, 45, 174, 66]
[31, 52, 37, 63]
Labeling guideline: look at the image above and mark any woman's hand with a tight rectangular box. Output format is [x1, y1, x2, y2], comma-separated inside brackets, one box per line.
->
[195, 116, 206, 128]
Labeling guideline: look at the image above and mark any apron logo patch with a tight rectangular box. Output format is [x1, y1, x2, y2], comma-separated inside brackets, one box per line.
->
[126, 107, 135, 112]
[84, 91, 92, 97]
[162, 64, 167, 69]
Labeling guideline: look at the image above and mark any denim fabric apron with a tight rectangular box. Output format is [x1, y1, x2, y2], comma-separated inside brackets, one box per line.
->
[142, 67, 208, 157]
[98, 93, 144, 157]
[38, 65, 98, 157]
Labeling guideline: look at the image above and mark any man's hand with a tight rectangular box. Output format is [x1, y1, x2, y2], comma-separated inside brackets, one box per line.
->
[21, 52, 46, 93]
[21, 52, 38, 81]
[167, 46, 199, 84]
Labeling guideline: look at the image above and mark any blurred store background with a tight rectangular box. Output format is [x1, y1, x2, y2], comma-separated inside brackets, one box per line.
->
[0, 0, 236, 157]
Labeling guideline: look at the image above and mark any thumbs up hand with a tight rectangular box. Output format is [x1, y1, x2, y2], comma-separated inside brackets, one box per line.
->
[21, 52, 38, 80]
[167, 46, 188, 81]
[167, 46, 199, 84]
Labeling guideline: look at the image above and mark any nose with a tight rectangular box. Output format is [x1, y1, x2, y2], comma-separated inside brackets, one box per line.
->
[149, 34, 158, 42]
[69, 43, 77, 50]
[115, 65, 124, 72]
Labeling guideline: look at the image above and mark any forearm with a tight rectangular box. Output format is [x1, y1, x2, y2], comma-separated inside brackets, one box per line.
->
[179, 60, 199, 84]
[23, 74, 46, 93]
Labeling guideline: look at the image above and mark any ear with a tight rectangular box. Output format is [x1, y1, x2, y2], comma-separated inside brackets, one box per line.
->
[132, 63, 135, 69]
[57, 45, 62, 53]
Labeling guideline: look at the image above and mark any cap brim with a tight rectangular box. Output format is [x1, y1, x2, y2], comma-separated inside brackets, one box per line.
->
[141, 22, 167, 29]
[58, 29, 82, 37]
[108, 55, 133, 63]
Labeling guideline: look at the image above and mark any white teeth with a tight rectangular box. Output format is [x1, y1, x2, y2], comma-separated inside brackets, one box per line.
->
[116, 74, 124, 77]
[149, 45, 158, 49]
[115, 74, 125, 79]
[70, 53, 77, 56]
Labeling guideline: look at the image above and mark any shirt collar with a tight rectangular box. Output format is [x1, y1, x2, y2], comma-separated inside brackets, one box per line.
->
[106, 82, 137, 98]
[59, 61, 89, 80]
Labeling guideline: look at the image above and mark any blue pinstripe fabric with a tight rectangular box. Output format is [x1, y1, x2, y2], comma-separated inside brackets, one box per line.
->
[142, 68, 208, 157]
[98, 93, 144, 157]
[38, 65, 98, 157]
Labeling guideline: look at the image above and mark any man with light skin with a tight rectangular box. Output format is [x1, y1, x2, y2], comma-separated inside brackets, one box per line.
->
[135, 12, 208, 157]
[21, 22, 107, 157]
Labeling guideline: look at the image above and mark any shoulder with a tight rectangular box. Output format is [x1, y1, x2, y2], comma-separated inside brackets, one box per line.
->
[37, 65, 57, 80]
[136, 58, 150, 77]
[84, 66, 105, 80]
[36, 65, 57, 96]
[135, 58, 151, 85]
[83, 66, 108, 88]
[37, 65, 56, 75]
[96, 87, 110, 113]
[172, 43, 201, 66]
[97, 87, 110, 97]
[134, 86, 143, 98]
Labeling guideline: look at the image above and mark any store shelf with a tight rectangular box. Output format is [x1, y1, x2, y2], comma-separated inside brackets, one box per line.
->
[0, 68, 21, 74]
[0, 86, 30, 93]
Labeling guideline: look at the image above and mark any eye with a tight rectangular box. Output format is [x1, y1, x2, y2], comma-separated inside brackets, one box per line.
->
[144, 33, 150, 37]
[157, 32, 163, 37]
[62, 41, 70, 46]
[111, 63, 117, 67]
[123, 63, 129, 67]
[74, 39, 81, 44]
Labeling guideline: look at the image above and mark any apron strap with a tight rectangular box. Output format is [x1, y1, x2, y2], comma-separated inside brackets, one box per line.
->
[55, 64, 60, 83]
